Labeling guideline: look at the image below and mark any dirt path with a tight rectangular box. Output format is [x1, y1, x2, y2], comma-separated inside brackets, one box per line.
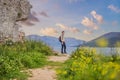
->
[28, 54, 69, 80]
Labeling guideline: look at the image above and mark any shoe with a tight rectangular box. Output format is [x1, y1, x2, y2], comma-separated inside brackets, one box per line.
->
[61, 52, 64, 54]
[64, 52, 67, 54]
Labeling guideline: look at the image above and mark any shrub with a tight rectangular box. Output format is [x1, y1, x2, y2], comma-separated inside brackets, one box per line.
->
[0, 55, 26, 79]
[57, 47, 120, 80]
[0, 40, 54, 79]
[21, 52, 47, 68]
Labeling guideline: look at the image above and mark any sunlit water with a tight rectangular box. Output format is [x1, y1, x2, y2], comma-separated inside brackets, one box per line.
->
[95, 47, 120, 55]
[52, 46, 77, 54]
[52, 46, 120, 55]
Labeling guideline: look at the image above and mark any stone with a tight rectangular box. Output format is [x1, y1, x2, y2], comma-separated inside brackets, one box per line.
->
[0, 0, 31, 42]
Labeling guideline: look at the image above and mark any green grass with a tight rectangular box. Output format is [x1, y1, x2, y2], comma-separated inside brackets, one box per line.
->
[0, 40, 54, 80]
[57, 47, 120, 80]
[47, 61, 64, 68]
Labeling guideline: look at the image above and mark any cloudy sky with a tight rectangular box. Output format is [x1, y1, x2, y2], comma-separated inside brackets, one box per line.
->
[21, 0, 120, 41]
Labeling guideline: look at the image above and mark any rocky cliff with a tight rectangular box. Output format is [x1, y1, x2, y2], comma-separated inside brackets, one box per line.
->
[0, 0, 31, 42]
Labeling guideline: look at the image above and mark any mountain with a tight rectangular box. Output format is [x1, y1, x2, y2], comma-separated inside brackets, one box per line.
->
[84, 32, 120, 47]
[26, 35, 85, 53]
[26, 35, 85, 47]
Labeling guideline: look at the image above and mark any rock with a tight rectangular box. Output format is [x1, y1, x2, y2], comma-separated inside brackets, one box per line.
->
[0, 0, 31, 42]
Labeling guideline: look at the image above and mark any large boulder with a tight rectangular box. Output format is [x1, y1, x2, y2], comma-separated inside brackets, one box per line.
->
[0, 0, 31, 42]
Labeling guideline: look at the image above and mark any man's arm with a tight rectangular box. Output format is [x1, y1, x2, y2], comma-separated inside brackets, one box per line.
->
[61, 35, 64, 44]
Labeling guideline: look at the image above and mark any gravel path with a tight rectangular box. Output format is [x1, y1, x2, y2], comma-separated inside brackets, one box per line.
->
[28, 54, 69, 80]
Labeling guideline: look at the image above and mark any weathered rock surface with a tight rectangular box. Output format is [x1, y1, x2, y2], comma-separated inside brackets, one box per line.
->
[0, 0, 31, 42]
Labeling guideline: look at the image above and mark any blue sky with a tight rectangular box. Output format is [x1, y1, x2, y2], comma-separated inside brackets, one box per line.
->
[21, 0, 120, 41]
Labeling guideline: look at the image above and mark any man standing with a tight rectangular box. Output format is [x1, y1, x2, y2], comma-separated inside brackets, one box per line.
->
[60, 31, 67, 54]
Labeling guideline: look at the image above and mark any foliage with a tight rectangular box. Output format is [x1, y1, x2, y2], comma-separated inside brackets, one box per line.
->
[21, 52, 47, 68]
[115, 41, 120, 47]
[96, 38, 108, 47]
[57, 47, 120, 80]
[0, 40, 53, 79]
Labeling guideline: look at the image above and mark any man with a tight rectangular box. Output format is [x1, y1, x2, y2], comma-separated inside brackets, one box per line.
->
[60, 31, 67, 54]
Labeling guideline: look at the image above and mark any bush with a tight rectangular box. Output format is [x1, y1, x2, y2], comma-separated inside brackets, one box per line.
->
[0, 40, 54, 79]
[0, 55, 26, 80]
[21, 52, 47, 68]
[57, 47, 120, 80]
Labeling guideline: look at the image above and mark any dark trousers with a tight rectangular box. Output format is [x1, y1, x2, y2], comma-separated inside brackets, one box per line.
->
[61, 42, 66, 53]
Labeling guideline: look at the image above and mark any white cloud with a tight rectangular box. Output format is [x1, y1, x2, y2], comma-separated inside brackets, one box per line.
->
[40, 27, 58, 36]
[81, 17, 98, 30]
[56, 23, 66, 30]
[69, 27, 80, 33]
[56, 23, 79, 33]
[40, 11, 49, 17]
[83, 30, 93, 35]
[108, 5, 120, 13]
[20, 20, 35, 26]
[91, 10, 103, 24]
[20, 12, 40, 26]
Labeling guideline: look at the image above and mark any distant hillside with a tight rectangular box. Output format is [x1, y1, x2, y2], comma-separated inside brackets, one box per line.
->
[26, 35, 85, 47]
[84, 32, 120, 47]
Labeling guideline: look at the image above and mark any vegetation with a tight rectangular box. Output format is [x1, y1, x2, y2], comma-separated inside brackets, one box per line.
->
[1, 36, 120, 80]
[84, 32, 120, 47]
[0, 40, 53, 80]
[57, 47, 120, 80]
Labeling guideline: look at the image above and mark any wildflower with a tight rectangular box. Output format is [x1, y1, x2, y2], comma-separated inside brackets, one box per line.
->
[96, 38, 108, 47]
[74, 56, 77, 58]
[73, 61, 77, 65]
[62, 71, 67, 75]
[57, 70, 62, 74]
[71, 67, 74, 71]
[110, 72, 116, 79]
[101, 69, 107, 76]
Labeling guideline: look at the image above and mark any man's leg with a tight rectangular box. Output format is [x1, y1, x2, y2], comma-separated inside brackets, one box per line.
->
[63, 42, 66, 53]
[61, 43, 64, 53]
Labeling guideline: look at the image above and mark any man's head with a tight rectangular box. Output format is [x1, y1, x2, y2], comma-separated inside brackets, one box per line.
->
[62, 31, 65, 35]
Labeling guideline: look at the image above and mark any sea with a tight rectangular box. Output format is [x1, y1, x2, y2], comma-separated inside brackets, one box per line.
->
[52, 46, 120, 55]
